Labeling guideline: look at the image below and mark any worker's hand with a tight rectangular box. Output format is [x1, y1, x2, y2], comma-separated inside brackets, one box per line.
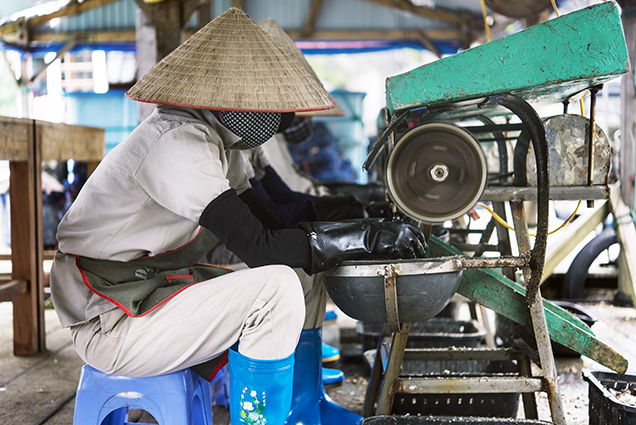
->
[300, 219, 427, 274]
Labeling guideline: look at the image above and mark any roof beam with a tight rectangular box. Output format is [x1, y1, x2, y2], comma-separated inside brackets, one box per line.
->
[29, 27, 462, 44]
[182, 0, 206, 27]
[360, 0, 472, 26]
[414, 29, 441, 58]
[0, 0, 122, 37]
[28, 36, 77, 87]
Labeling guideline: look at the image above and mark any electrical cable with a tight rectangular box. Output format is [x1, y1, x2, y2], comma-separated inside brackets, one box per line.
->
[476, 201, 581, 237]
[480, 0, 491, 42]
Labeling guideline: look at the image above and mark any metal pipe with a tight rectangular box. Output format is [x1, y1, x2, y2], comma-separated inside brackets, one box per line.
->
[587, 86, 600, 207]
[460, 255, 528, 269]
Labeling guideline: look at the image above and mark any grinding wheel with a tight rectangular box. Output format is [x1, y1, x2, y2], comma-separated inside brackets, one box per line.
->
[386, 122, 487, 223]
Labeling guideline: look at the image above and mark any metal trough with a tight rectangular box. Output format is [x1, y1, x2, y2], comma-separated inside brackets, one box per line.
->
[322, 256, 463, 325]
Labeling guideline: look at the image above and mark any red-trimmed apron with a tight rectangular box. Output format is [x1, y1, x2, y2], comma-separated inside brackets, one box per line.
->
[76, 227, 231, 380]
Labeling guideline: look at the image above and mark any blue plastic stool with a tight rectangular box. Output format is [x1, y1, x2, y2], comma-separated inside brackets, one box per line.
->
[73, 365, 213, 425]
[210, 364, 229, 409]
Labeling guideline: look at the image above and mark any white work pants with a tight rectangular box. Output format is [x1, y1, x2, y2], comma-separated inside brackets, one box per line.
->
[71, 264, 323, 377]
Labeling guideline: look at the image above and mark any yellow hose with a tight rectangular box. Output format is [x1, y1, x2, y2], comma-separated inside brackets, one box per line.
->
[476, 201, 581, 237]
[480, 0, 491, 42]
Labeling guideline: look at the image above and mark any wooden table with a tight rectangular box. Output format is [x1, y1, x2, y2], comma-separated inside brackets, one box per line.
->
[0, 116, 104, 355]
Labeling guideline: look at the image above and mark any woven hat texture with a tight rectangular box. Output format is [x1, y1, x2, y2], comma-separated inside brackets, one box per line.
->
[126, 8, 336, 112]
[258, 18, 345, 117]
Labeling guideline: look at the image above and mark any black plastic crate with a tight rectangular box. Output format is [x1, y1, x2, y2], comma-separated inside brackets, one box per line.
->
[362, 415, 553, 425]
[392, 387, 520, 418]
[360, 318, 521, 417]
[358, 318, 487, 352]
[583, 370, 636, 425]
[392, 350, 520, 416]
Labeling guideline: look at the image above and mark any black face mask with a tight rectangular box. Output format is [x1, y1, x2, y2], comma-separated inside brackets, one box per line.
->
[277, 112, 295, 134]
[219, 111, 282, 149]
[283, 116, 313, 145]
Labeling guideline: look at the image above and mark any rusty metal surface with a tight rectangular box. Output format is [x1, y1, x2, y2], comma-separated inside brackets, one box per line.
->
[380, 265, 400, 333]
[322, 257, 462, 323]
[481, 185, 609, 201]
[396, 376, 544, 394]
[526, 114, 611, 187]
[325, 256, 462, 277]
[460, 255, 528, 269]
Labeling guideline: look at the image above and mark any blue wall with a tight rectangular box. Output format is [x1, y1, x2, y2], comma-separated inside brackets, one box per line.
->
[64, 89, 138, 153]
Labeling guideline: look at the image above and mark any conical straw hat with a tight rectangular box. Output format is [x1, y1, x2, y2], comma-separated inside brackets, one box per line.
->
[126, 8, 336, 112]
[258, 18, 345, 117]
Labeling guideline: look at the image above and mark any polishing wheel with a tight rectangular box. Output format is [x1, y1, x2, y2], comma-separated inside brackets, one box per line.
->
[386, 122, 487, 223]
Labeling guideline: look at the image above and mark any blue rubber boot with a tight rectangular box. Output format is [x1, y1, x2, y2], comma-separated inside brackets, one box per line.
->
[322, 342, 341, 363]
[285, 328, 363, 425]
[323, 310, 338, 325]
[229, 347, 295, 425]
[322, 367, 344, 389]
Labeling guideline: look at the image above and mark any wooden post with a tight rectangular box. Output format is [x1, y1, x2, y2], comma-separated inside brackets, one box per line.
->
[134, 0, 186, 123]
[135, 7, 157, 123]
[10, 119, 44, 355]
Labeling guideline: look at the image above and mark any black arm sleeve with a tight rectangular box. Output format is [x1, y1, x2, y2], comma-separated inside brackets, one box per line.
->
[199, 189, 312, 269]
[238, 188, 295, 230]
[259, 165, 314, 204]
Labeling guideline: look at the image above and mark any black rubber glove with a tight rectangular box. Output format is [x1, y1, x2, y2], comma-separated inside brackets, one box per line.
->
[309, 194, 366, 221]
[299, 219, 428, 275]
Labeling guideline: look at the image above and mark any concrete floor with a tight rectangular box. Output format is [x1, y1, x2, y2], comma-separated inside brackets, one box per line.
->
[0, 295, 635, 425]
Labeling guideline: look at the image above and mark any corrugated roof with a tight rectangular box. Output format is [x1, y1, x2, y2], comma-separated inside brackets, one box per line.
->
[26, 0, 461, 36]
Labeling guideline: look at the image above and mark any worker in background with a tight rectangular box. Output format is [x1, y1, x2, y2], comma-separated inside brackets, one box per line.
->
[49, 8, 427, 425]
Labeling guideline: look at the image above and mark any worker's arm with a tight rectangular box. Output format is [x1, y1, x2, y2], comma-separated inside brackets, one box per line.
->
[199, 189, 427, 274]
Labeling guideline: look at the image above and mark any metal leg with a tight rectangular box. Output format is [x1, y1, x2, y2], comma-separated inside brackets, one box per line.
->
[511, 201, 566, 424]
[517, 344, 539, 419]
[363, 331, 388, 417]
[375, 323, 410, 416]
[487, 94, 566, 424]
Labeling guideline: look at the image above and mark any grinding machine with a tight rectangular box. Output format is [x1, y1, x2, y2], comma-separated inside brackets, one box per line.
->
[321, 3, 632, 424]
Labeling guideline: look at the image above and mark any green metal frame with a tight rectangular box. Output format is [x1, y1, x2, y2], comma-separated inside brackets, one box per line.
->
[429, 236, 629, 374]
[386, 1, 629, 114]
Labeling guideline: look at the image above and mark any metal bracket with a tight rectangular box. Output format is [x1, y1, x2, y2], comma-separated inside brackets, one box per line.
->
[379, 264, 401, 333]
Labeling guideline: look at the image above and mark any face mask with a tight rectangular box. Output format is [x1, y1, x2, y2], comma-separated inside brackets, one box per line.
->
[219, 111, 282, 149]
[283, 116, 313, 145]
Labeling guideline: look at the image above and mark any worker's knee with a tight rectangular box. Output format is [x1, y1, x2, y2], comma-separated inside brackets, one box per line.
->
[255, 264, 305, 320]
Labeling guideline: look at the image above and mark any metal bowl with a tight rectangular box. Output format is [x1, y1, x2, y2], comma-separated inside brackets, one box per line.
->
[322, 256, 463, 323]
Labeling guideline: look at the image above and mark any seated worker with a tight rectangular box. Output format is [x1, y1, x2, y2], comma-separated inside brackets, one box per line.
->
[49, 8, 427, 425]
[195, 18, 385, 425]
